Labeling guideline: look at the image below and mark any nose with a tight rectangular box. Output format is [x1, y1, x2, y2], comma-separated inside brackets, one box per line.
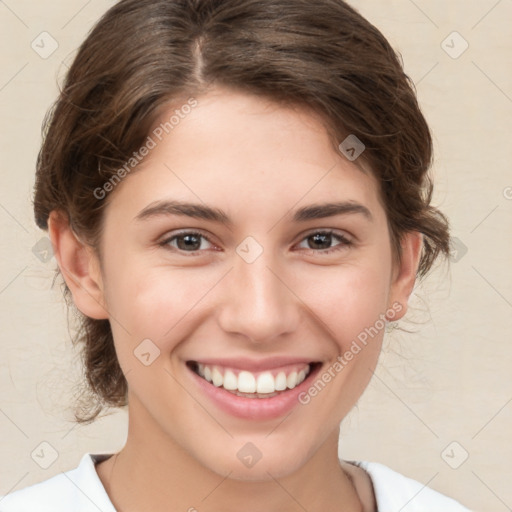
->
[217, 245, 302, 344]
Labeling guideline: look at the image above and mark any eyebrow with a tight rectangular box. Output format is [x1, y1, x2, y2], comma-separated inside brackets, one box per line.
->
[134, 199, 373, 225]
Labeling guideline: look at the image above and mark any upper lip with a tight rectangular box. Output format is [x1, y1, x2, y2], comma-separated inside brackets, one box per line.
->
[188, 357, 320, 372]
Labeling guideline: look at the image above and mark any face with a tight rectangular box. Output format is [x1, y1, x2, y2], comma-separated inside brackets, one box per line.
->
[62, 87, 417, 481]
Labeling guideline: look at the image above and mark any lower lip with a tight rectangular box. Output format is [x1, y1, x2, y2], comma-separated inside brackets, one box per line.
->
[187, 364, 321, 421]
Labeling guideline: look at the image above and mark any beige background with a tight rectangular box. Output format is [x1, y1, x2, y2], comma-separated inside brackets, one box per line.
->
[1, 1, 511, 510]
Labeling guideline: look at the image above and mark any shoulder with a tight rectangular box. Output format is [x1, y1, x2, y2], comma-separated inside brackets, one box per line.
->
[345, 459, 473, 512]
[0, 453, 116, 512]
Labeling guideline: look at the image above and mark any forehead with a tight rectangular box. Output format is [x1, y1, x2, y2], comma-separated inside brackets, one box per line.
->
[104, 88, 383, 224]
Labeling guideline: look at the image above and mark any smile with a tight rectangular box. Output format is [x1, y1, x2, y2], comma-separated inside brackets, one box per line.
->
[186, 359, 322, 420]
[188, 361, 313, 397]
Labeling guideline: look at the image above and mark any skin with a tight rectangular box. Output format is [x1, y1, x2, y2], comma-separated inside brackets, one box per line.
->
[48, 86, 422, 512]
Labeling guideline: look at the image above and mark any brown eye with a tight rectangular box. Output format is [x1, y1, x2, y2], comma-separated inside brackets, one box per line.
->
[297, 230, 352, 255]
[161, 231, 214, 254]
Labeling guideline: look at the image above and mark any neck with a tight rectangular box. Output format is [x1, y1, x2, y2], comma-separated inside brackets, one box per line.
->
[98, 398, 363, 512]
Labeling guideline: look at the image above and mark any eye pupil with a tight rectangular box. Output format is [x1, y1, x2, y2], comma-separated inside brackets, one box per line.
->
[309, 233, 331, 250]
[177, 234, 201, 251]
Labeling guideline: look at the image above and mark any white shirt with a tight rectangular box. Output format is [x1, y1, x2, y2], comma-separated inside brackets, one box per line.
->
[0, 453, 472, 511]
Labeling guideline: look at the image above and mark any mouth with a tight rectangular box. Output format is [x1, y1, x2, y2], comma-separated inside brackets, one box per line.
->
[186, 360, 322, 399]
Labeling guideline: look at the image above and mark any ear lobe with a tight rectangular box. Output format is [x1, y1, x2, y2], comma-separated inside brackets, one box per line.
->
[47, 210, 109, 320]
[387, 231, 423, 321]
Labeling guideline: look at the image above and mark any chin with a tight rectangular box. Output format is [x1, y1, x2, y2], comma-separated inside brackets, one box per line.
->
[194, 440, 311, 482]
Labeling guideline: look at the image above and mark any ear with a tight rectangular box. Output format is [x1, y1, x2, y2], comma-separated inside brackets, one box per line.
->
[387, 231, 423, 321]
[48, 210, 109, 320]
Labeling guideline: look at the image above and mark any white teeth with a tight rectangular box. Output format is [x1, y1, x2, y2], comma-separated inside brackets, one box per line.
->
[238, 371, 256, 393]
[211, 367, 223, 387]
[256, 372, 275, 394]
[275, 372, 288, 391]
[287, 371, 298, 389]
[223, 370, 238, 390]
[194, 363, 312, 396]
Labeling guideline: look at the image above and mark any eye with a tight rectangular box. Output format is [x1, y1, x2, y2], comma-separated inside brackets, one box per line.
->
[159, 229, 352, 256]
[296, 230, 352, 255]
[160, 231, 215, 254]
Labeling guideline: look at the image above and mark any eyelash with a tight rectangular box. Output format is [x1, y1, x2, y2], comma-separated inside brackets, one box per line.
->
[159, 229, 353, 256]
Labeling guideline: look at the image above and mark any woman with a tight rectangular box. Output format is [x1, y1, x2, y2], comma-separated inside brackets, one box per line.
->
[0, 0, 472, 510]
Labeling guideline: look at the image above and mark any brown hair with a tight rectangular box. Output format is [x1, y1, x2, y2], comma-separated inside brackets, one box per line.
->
[34, 0, 450, 424]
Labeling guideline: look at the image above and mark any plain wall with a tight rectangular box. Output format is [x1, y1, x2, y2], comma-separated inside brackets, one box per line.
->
[1, 1, 511, 510]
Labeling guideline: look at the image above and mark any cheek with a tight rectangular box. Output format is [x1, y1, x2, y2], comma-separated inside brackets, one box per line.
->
[301, 259, 392, 350]
[106, 250, 392, 342]
[105, 260, 215, 353]
[103, 226, 393, 360]
[293, 263, 391, 421]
